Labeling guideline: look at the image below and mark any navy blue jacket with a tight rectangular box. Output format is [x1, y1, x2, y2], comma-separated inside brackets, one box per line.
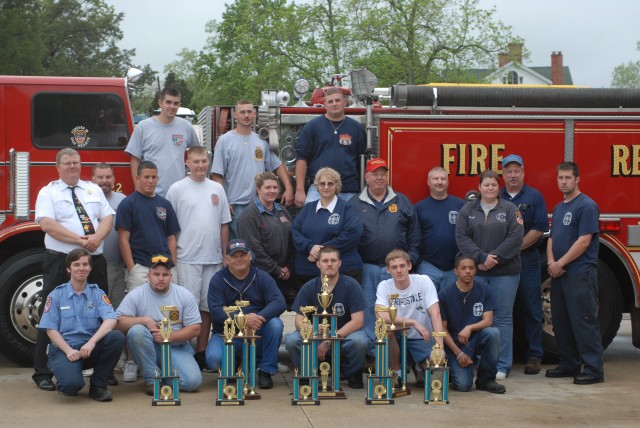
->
[208, 265, 286, 334]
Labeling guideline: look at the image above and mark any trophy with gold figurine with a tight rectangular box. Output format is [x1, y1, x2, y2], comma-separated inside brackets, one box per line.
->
[216, 305, 246, 406]
[152, 305, 181, 406]
[366, 316, 394, 404]
[291, 306, 320, 405]
[424, 332, 450, 405]
[386, 294, 411, 397]
[235, 300, 262, 400]
[311, 275, 345, 399]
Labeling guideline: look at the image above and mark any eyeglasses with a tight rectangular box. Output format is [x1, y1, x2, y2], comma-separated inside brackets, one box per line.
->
[318, 182, 335, 188]
[58, 161, 81, 168]
[151, 255, 169, 263]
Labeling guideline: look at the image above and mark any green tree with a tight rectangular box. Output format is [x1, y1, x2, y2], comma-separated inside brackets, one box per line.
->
[164, 49, 198, 108]
[346, 0, 516, 85]
[611, 41, 640, 88]
[0, 0, 45, 75]
[129, 64, 159, 116]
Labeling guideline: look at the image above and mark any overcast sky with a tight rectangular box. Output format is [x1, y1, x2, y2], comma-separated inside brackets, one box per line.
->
[107, 0, 639, 88]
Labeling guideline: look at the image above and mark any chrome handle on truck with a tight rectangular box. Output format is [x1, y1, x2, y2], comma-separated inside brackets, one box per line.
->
[9, 148, 30, 220]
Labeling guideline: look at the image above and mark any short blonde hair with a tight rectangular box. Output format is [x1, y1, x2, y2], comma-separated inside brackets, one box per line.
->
[314, 167, 342, 194]
[385, 249, 411, 267]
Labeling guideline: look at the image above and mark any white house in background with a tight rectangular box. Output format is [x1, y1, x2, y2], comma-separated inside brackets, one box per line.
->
[469, 42, 574, 86]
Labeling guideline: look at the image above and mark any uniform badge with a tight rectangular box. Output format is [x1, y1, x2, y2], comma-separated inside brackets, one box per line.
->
[516, 211, 524, 225]
[88, 301, 94, 309]
[156, 207, 167, 221]
[43, 297, 52, 313]
[563, 212, 572, 226]
[334, 303, 345, 316]
[254, 146, 264, 161]
[473, 303, 484, 316]
[102, 294, 112, 306]
[169, 308, 180, 322]
[388, 204, 398, 213]
[328, 213, 341, 225]
[338, 133, 352, 146]
[448, 210, 459, 225]
[211, 194, 219, 206]
[70, 126, 90, 147]
[496, 212, 507, 223]
[172, 134, 185, 146]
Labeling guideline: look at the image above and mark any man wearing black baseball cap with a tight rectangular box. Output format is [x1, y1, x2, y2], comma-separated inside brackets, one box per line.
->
[206, 239, 286, 389]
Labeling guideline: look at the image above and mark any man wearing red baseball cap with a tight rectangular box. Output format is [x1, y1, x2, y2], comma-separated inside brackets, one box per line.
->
[349, 158, 421, 365]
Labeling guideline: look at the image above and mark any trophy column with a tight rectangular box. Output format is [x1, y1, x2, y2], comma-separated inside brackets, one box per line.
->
[366, 317, 394, 405]
[424, 332, 450, 405]
[312, 312, 345, 399]
[216, 305, 245, 406]
[153, 305, 181, 406]
[292, 307, 320, 405]
[241, 332, 261, 400]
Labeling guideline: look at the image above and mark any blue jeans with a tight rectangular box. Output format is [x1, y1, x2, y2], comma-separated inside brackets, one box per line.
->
[205, 317, 284, 375]
[517, 250, 543, 361]
[550, 268, 603, 377]
[127, 324, 202, 391]
[402, 336, 434, 365]
[228, 203, 248, 240]
[304, 185, 356, 204]
[416, 260, 457, 292]
[361, 263, 392, 354]
[475, 273, 519, 374]
[285, 329, 368, 377]
[48, 330, 124, 395]
[446, 327, 500, 391]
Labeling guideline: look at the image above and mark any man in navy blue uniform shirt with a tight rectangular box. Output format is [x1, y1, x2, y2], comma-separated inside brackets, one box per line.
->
[546, 162, 603, 385]
[500, 154, 548, 375]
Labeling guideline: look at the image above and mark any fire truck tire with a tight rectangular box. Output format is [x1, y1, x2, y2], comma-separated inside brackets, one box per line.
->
[0, 249, 44, 366]
[540, 260, 623, 362]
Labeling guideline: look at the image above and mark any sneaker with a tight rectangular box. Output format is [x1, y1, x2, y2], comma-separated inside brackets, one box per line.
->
[122, 360, 138, 382]
[278, 362, 290, 373]
[524, 359, 542, 375]
[89, 385, 113, 402]
[82, 368, 94, 377]
[347, 372, 364, 389]
[145, 383, 154, 396]
[476, 380, 506, 394]
[258, 370, 273, 389]
[495, 371, 507, 380]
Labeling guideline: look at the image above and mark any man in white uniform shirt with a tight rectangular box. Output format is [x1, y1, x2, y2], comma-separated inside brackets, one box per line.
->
[33, 148, 114, 391]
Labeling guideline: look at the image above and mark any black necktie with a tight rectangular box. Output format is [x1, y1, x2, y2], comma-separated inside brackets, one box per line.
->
[69, 186, 95, 235]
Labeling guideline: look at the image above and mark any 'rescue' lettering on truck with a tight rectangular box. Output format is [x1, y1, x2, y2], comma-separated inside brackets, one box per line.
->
[0, 75, 136, 365]
[203, 79, 640, 359]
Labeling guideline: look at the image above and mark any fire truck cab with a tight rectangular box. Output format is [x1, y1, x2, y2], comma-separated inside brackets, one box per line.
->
[0, 75, 136, 365]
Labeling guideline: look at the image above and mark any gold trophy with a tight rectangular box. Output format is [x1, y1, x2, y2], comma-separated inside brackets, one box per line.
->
[424, 332, 450, 405]
[217, 305, 245, 405]
[234, 300, 249, 337]
[366, 317, 394, 405]
[388, 293, 399, 330]
[317, 275, 333, 314]
[292, 306, 320, 405]
[153, 306, 180, 406]
[319, 362, 331, 392]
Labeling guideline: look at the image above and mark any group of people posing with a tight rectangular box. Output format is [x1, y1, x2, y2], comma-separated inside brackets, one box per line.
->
[33, 87, 604, 403]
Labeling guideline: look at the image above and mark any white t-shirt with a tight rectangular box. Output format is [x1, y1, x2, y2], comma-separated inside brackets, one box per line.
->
[375, 274, 439, 340]
[166, 177, 231, 264]
[125, 116, 200, 197]
[35, 179, 114, 254]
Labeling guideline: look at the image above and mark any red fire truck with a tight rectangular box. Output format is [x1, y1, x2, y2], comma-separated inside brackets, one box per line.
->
[204, 77, 640, 359]
[0, 75, 137, 365]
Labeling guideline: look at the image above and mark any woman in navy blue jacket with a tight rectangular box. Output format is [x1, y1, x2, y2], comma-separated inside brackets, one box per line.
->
[291, 167, 363, 286]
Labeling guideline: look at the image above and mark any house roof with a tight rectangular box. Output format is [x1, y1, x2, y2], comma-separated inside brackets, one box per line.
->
[464, 64, 574, 85]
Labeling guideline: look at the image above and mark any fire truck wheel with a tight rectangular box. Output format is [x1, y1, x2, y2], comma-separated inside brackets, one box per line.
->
[0, 249, 44, 366]
[540, 259, 622, 362]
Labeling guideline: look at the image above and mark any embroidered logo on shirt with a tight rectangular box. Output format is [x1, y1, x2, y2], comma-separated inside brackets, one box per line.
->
[334, 303, 345, 317]
[473, 302, 484, 316]
[172, 134, 185, 146]
[169, 308, 180, 322]
[563, 212, 572, 226]
[156, 207, 167, 221]
[279, 215, 288, 223]
[496, 212, 506, 223]
[44, 297, 52, 313]
[211, 194, 220, 206]
[388, 204, 398, 213]
[448, 210, 458, 224]
[328, 213, 341, 225]
[338, 133, 352, 146]
[102, 294, 112, 306]
[254, 146, 264, 161]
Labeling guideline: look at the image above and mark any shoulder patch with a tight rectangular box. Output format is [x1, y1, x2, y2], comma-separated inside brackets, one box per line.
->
[44, 296, 52, 313]
[102, 294, 112, 306]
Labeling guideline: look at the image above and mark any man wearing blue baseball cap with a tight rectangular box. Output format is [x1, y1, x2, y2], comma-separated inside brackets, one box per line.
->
[206, 239, 286, 389]
[500, 154, 548, 376]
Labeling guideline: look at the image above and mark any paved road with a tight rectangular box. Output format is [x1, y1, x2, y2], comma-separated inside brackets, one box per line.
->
[1, 314, 639, 427]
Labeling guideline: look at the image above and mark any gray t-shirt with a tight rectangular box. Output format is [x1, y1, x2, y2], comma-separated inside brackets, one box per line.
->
[211, 130, 282, 205]
[102, 191, 126, 263]
[125, 116, 200, 197]
[166, 177, 232, 264]
[116, 283, 201, 345]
